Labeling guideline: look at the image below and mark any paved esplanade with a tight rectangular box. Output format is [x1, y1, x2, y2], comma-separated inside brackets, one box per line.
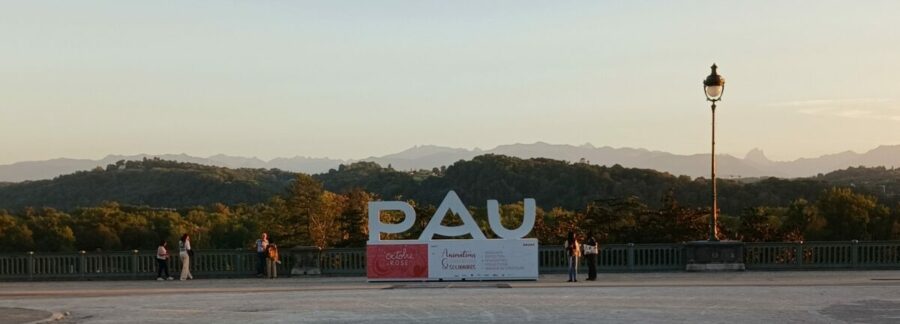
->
[1, 271, 899, 323]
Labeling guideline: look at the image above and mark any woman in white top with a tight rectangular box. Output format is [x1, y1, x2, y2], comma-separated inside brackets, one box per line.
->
[156, 240, 173, 280]
[178, 234, 193, 280]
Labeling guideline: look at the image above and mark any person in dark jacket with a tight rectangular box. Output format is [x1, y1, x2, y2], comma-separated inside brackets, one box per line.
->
[255, 232, 269, 277]
[583, 232, 599, 281]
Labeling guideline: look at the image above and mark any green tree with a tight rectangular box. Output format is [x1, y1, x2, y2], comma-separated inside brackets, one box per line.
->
[25, 208, 76, 252]
[780, 199, 822, 241]
[71, 202, 126, 251]
[583, 197, 644, 243]
[738, 207, 783, 242]
[0, 212, 34, 251]
[816, 187, 887, 240]
[339, 188, 371, 247]
[285, 174, 325, 246]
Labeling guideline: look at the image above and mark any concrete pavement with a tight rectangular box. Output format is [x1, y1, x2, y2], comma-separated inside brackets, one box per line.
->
[2, 271, 899, 323]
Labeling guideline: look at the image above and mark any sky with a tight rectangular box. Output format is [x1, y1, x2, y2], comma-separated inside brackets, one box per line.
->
[2, 1, 899, 165]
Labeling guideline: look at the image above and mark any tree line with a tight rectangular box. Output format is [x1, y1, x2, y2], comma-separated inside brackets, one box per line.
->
[1, 156, 899, 252]
[2, 177, 899, 252]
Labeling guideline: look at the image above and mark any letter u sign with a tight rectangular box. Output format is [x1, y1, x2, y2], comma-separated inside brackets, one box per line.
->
[368, 191, 536, 242]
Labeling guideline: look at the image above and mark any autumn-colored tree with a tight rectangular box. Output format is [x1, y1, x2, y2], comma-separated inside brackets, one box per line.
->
[309, 191, 346, 249]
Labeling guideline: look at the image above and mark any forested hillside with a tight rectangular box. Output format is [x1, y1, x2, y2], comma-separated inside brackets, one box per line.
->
[1, 155, 898, 215]
[1, 155, 898, 252]
[316, 155, 900, 215]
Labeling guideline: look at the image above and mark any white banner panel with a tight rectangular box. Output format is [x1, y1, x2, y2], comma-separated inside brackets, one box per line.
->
[426, 239, 538, 280]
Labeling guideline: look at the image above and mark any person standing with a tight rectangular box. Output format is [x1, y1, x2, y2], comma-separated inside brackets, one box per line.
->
[266, 240, 280, 279]
[583, 231, 599, 281]
[255, 232, 269, 277]
[179, 234, 194, 281]
[564, 231, 580, 282]
[156, 240, 173, 281]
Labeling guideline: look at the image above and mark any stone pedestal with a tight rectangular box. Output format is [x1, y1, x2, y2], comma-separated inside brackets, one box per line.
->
[290, 246, 322, 275]
[685, 240, 745, 271]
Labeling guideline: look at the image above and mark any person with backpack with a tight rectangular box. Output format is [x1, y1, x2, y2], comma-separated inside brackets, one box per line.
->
[564, 231, 580, 282]
[156, 240, 173, 281]
[266, 240, 280, 279]
[178, 234, 194, 281]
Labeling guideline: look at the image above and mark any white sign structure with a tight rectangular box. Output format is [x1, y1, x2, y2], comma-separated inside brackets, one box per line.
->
[366, 191, 539, 281]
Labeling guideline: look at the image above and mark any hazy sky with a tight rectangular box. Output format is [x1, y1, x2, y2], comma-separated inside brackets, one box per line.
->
[2, 1, 899, 164]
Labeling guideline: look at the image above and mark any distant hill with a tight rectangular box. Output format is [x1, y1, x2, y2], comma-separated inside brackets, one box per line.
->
[3, 143, 900, 182]
[0, 158, 295, 210]
[1, 155, 898, 213]
[362, 145, 481, 171]
[0, 154, 344, 183]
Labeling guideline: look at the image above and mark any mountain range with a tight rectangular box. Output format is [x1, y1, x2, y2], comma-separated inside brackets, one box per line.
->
[2, 142, 899, 182]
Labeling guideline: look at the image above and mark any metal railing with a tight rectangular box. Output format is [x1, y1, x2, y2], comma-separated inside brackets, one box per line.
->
[539, 243, 685, 273]
[320, 248, 366, 275]
[2, 241, 899, 281]
[743, 240, 900, 270]
[0, 250, 294, 281]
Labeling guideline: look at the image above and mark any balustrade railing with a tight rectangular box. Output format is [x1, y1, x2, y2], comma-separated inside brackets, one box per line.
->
[2, 241, 898, 281]
[321, 248, 366, 275]
[743, 241, 900, 270]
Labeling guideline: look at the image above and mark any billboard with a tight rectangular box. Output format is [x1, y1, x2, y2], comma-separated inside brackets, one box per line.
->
[366, 243, 428, 280]
[366, 240, 538, 281]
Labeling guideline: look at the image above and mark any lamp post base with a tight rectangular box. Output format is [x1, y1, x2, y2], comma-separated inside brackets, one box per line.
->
[685, 240, 745, 272]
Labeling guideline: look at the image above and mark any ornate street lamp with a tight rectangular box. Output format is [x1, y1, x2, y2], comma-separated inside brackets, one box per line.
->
[685, 63, 743, 271]
[703, 64, 725, 241]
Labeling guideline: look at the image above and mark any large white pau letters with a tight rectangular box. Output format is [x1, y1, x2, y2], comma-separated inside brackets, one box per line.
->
[366, 191, 539, 281]
[368, 191, 536, 242]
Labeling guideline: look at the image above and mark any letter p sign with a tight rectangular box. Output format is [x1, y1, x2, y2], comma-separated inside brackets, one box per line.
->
[368, 201, 416, 242]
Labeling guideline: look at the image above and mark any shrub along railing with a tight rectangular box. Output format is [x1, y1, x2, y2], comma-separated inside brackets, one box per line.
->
[1, 241, 898, 281]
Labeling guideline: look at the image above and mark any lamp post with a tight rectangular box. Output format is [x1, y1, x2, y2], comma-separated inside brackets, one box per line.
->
[685, 63, 743, 271]
[703, 64, 725, 241]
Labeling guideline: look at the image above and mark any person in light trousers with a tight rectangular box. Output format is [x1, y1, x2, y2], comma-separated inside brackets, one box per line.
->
[178, 234, 193, 280]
